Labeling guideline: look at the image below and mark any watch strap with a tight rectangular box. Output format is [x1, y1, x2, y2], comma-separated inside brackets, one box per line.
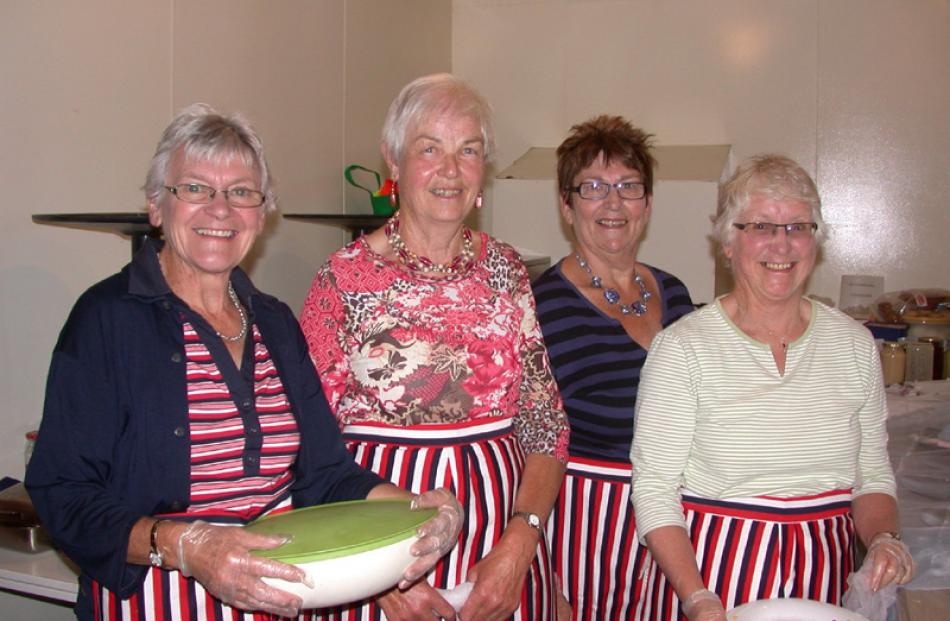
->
[149, 519, 165, 567]
[872, 530, 902, 542]
[511, 511, 543, 536]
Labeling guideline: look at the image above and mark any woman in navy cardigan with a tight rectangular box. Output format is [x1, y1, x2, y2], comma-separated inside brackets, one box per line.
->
[26, 103, 461, 621]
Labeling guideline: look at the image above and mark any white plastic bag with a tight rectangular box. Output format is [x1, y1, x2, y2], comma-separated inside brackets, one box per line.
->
[843, 563, 897, 621]
[436, 581, 474, 612]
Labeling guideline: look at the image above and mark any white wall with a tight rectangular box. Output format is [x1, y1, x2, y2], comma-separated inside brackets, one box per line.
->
[453, 0, 950, 304]
[344, 1, 452, 207]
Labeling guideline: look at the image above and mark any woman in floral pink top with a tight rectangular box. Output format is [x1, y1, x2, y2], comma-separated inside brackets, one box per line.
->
[300, 74, 569, 621]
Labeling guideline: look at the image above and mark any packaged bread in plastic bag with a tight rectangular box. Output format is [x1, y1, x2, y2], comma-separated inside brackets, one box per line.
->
[872, 289, 950, 323]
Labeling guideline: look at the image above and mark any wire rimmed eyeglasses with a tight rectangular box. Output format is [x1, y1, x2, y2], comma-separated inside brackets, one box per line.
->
[165, 183, 265, 208]
[733, 222, 818, 239]
[568, 181, 647, 201]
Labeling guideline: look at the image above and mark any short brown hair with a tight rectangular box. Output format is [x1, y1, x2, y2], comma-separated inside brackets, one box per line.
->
[556, 115, 655, 199]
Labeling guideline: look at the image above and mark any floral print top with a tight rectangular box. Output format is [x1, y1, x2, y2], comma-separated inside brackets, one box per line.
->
[299, 233, 569, 461]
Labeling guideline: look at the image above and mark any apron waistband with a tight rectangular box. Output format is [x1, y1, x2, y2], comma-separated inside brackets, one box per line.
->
[342, 416, 513, 446]
[681, 489, 853, 523]
[565, 455, 632, 482]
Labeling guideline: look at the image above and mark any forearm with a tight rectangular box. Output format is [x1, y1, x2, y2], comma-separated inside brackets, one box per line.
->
[644, 525, 707, 601]
[852, 492, 900, 547]
[513, 453, 565, 521]
[365, 482, 410, 500]
[501, 454, 565, 557]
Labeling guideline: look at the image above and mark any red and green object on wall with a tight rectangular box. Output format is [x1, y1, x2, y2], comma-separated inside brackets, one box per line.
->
[345, 164, 398, 216]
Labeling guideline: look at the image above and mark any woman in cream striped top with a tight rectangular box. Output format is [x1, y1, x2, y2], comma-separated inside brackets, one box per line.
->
[630, 154, 915, 621]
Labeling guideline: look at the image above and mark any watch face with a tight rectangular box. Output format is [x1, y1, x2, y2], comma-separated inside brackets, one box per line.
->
[514, 511, 541, 530]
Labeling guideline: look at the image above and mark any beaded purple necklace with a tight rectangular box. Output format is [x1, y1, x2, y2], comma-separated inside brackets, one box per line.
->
[575, 253, 651, 316]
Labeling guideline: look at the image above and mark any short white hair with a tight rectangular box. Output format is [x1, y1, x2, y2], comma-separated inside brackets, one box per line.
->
[381, 73, 495, 164]
[144, 103, 276, 213]
[713, 153, 825, 247]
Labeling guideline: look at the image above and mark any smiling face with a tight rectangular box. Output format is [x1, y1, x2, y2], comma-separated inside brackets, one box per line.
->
[386, 111, 485, 227]
[724, 193, 818, 305]
[561, 153, 652, 261]
[148, 147, 265, 280]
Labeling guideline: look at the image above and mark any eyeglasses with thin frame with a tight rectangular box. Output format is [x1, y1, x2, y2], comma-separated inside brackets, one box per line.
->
[733, 222, 818, 239]
[164, 183, 265, 208]
[569, 180, 647, 201]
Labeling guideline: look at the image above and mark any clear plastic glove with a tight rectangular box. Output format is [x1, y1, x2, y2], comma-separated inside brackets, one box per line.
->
[400, 488, 463, 589]
[177, 520, 308, 617]
[863, 532, 915, 591]
[682, 588, 726, 621]
[843, 562, 898, 621]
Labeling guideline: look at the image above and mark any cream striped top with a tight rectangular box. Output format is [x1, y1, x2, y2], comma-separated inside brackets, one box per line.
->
[631, 298, 896, 536]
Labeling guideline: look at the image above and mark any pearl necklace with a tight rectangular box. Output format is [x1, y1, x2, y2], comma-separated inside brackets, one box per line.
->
[385, 215, 475, 275]
[216, 282, 248, 342]
[575, 254, 651, 316]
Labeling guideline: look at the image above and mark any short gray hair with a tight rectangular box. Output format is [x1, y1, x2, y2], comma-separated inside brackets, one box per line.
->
[381, 73, 495, 164]
[144, 103, 276, 213]
[713, 153, 825, 247]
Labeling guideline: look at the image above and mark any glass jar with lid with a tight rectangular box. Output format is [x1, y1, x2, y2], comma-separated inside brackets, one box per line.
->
[905, 340, 935, 383]
[880, 341, 906, 386]
[917, 336, 944, 380]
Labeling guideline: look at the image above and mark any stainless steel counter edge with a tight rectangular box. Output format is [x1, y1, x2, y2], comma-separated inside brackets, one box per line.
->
[0, 546, 78, 603]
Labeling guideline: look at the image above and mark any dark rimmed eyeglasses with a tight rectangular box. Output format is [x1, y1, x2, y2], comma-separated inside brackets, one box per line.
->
[733, 222, 818, 239]
[165, 183, 265, 208]
[568, 181, 647, 201]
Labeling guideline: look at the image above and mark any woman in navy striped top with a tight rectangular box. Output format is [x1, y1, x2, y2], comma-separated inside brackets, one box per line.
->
[532, 115, 694, 620]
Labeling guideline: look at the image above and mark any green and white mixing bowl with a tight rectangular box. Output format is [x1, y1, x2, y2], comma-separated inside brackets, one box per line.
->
[247, 499, 436, 609]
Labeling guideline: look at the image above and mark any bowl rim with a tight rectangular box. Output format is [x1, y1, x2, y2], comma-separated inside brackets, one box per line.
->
[247, 499, 436, 563]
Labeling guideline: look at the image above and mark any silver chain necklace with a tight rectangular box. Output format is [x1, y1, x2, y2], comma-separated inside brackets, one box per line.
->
[216, 282, 248, 342]
[575, 253, 651, 316]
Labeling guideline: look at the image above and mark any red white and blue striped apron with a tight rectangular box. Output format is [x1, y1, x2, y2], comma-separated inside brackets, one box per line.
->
[635, 489, 855, 621]
[312, 417, 556, 621]
[547, 456, 647, 621]
[91, 323, 303, 620]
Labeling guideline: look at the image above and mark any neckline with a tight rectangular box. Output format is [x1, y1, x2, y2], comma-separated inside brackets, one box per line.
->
[357, 231, 487, 281]
[714, 295, 816, 350]
[554, 259, 663, 350]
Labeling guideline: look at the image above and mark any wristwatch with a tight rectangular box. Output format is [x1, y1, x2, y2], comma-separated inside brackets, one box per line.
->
[511, 511, 543, 536]
[149, 519, 165, 567]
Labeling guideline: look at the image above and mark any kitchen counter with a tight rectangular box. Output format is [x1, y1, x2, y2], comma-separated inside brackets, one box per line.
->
[0, 543, 77, 603]
[886, 380, 950, 621]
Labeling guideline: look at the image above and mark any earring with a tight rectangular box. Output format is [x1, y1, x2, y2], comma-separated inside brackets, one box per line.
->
[475, 191, 483, 209]
[389, 180, 398, 207]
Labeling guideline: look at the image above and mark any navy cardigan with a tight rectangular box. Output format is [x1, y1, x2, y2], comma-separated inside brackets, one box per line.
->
[26, 241, 382, 609]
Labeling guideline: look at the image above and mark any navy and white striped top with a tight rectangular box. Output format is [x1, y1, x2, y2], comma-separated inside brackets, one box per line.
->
[533, 260, 694, 462]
